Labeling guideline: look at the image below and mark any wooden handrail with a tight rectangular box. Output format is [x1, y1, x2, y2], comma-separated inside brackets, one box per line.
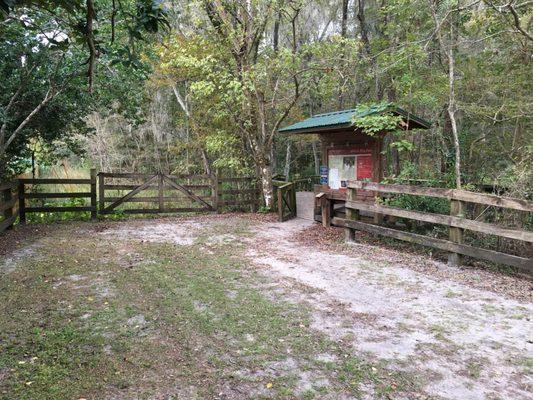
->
[334, 217, 531, 272]
[346, 200, 533, 243]
[337, 180, 533, 272]
[348, 180, 532, 212]
[18, 178, 92, 185]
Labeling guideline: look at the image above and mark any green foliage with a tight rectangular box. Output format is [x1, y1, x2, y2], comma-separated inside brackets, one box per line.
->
[26, 198, 91, 224]
[351, 103, 404, 135]
[382, 163, 450, 216]
[390, 140, 415, 153]
[1, 0, 531, 205]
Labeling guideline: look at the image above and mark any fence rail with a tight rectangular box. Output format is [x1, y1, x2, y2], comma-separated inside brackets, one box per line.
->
[18, 169, 98, 222]
[334, 180, 532, 273]
[98, 172, 260, 214]
[0, 170, 260, 233]
[273, 180, 296, 222]
[216, 176, 259, 211]
[0, 181, 18, 233]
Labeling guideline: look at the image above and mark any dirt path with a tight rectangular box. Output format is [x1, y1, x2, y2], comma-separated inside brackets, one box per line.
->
[247, 218, 532, 400]
[1, 215, 531, 399]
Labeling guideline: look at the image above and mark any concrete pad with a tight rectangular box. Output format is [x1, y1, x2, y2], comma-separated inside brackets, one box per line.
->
[296, 191, 315, 220]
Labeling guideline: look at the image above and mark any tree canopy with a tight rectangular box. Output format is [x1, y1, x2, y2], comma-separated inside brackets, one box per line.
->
[0, 0, 531, 204]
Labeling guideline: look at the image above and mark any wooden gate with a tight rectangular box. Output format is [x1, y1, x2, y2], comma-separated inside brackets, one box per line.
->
[98, 172, 215, 215]
[273, 180, 296, 222]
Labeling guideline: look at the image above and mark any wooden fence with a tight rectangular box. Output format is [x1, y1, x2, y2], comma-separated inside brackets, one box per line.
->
[0, 171, 260, 233]
[217, 176, 260, 211]
[99, 173, 259, 214]
[0, 181, 18, 233]
[18, 169, 98, 223]
[98, 172, 216, 214]
[273, 180, 296, 222]
[332, 180, 533, 273]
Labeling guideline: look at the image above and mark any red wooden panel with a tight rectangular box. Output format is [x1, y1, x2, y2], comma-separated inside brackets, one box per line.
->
[357, 155, 373, 180]
[328, 147, 373, 156]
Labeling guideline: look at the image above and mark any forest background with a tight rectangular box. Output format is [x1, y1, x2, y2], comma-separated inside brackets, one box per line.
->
[0, 0, 531, 208]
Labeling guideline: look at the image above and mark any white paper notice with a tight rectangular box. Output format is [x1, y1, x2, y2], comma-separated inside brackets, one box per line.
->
[329, 168, 340, 189]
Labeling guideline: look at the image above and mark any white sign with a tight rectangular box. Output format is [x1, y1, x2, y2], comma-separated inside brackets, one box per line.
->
[329, 168, 340, 189]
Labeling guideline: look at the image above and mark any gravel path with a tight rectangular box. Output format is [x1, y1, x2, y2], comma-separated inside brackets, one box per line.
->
[247, 218, 533, 400]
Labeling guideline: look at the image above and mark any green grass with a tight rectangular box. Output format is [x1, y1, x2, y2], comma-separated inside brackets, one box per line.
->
[0, 219, 424, 399]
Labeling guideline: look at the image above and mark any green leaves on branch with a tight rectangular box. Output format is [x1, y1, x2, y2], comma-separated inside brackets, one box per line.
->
[390, 139, 414, 152]
[351, 103, 404, 135]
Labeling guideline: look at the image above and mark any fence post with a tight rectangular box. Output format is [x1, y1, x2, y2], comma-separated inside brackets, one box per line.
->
[321, 196, 332, 227]
[345, 186, 357, 241]
[90, 168, 97, 220]
[290, 183, 296, 218]
[98, 172, 104, 214]
[2, 185, 13, 230]
[277, 185, 284, 222]
[18, 180, 26, 224]
[251, 179, 258, 213]
[212, 173, 219, 213]
[158, 173, 164, 213]
[448, 199, 464, 266]
[373, 192, 384, 225]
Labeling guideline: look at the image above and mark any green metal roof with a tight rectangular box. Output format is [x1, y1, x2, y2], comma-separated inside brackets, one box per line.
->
[278, 104, 430, 134]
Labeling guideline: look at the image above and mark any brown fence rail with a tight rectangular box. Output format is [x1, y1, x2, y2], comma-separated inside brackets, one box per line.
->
[99, 173, 260, 215]
[273, 180, 296, 222]
[18, 169, 97, 223]
[1, 171, 261, 231]
[333, 180, 533, 273]
[217, 176, 260, 211]
[98, 172, 215, 215]
[0, 181, 19, 233]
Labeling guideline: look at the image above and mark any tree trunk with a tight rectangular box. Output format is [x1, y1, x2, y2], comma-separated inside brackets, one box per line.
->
[338, 0, 349, 108]
[447, 24, 462, 189]
[86, 0, 97, 92]
[312, 141, 319, 175]
[357, 0, 371, 55]
[200, 148, 212, 175]
[430, 0, 462, 188]
[259, 159, 274, 209]
[273, 10, 281, 52]
[391, 145, 401, 176]
[0, 152, 6, 179]
[341, 0, 349, 37]
[283, 141, 291, 179]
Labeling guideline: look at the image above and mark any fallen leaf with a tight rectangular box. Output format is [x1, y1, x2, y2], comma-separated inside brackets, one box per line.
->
[266, 382, 273, 389]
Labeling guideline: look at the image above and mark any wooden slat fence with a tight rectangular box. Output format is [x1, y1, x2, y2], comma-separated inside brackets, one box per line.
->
[217, 176, 260, 211]
[273, 180, 296, 222]
[0, 181, 19, 233]
[17, 169, 97, 223]
[98, 172, 216, 214]
[332, 180, 533, 273]
[1, 170, 261, 231]
[99, 173, 260, 214]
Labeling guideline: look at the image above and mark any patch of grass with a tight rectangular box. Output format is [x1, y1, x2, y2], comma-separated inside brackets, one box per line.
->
[0, 219, 426, 399]
[429, 324, 450, 342]
[0, 325, 110, 400]
[466, 361, 483, 379]
[444, 289, 460, 298]
[518, 357, 533, 375]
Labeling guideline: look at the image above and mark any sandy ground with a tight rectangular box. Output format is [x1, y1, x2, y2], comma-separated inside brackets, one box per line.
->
[1, 215, 531, 399]
[247, 218, 533, 400]
[94, 215, 533, 399]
